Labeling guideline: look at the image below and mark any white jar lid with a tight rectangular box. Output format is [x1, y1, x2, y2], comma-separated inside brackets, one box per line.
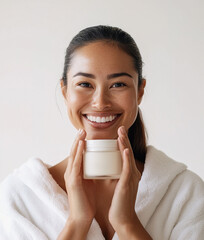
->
[85, 139, 118, 151]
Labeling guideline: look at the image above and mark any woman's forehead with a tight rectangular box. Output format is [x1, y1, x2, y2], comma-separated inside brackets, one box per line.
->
[68, 42, 136, 75]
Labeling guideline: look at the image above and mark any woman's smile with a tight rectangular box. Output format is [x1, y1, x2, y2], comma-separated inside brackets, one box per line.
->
[82, 113, 122, 129]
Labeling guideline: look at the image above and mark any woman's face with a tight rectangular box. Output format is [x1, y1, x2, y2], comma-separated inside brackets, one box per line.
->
[61, 41, 145, 139]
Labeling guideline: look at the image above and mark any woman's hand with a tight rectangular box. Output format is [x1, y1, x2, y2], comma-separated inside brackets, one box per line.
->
[108, 126, 141, 230]
[64, 129, 96, 224]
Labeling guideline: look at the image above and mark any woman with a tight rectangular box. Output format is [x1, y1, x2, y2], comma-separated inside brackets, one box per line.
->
[0, 25, 203, 240]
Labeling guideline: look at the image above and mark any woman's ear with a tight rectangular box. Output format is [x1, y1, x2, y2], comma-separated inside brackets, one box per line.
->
[60, 79, 67, 103]
[138, 78, 146, 105]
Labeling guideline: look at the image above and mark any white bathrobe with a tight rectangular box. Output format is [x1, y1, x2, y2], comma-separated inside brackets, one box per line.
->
[0, 146, 203, 240]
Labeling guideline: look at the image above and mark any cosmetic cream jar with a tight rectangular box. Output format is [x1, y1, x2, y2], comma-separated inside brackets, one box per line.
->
[83, 139, 122, 179]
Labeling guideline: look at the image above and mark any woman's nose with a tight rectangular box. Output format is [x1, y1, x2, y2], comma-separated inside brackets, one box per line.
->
[92, 89, 111, 111]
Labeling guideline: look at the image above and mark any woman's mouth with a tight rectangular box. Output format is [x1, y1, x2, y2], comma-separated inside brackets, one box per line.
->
[83, 114, 121, 129]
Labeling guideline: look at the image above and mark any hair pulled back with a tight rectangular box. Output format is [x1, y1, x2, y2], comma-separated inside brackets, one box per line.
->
[61, 25, 148, 163]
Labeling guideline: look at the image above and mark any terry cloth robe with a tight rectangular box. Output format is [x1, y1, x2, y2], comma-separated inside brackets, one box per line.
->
[0, 146, 204, 240]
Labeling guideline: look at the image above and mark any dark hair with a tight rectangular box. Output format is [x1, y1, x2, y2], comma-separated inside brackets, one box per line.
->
[61, 25, 148, 163]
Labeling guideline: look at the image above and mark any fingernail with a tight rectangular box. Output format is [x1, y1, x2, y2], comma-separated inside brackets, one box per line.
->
[78, 129, 83, 135]
[121, 126, 126, 134]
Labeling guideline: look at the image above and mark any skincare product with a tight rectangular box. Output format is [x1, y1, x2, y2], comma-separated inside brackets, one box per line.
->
[83, 139, 122, 179]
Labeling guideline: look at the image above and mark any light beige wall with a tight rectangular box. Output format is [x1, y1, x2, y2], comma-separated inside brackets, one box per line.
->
[0, 0, 203, 181]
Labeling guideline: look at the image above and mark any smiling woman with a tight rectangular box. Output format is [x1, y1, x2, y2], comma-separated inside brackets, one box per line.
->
[0, 25, 204, 240]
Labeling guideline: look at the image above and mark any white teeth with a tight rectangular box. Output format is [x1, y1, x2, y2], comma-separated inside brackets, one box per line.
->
[101, 117, 106, 123]
[86, 115, 117, 123]
[96, 117, 100, 123]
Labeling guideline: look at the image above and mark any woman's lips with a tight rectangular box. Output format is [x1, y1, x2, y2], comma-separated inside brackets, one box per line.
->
[83, 114, 121, 129]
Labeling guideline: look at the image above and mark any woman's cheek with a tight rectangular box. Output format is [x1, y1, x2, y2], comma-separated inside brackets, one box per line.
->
[66, 91, 88, 128]
[122, 90, 137, 107]
[124, 91, 138, 120]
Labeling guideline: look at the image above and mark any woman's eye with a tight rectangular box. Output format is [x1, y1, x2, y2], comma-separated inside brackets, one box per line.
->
[78, 82, 92, 88]
[112, 82, 126, 88]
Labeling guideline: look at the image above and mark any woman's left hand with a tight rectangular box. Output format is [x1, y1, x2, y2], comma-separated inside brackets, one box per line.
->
[108, 126, 141, 230]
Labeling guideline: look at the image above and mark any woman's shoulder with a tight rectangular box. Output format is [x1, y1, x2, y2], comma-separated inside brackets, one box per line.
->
[0, 157, 49, 198]
[141, 146, 204, 240]
[0, 157, 67, 239]
[144, 145, 204, 193]
[170, 167, 204, 196]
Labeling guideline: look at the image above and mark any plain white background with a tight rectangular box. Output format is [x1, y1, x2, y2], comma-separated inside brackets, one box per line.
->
[0, 0, 203, 181]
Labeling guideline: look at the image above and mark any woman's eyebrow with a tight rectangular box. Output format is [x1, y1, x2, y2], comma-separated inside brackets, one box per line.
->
[73, 72, 95, 78]
[73, 72, 133, 79]
[107, 72, 133, 79]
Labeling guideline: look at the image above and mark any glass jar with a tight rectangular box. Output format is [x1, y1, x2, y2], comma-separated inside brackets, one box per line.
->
[83, 139, 122, 179]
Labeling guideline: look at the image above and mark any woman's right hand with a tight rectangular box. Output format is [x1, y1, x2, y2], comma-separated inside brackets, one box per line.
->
[64, 129, 96, 225]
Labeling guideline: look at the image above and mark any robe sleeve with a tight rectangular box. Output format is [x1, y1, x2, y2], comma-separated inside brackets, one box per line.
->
[0, 175, 49, 240]
[169, 171, 204, 240]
